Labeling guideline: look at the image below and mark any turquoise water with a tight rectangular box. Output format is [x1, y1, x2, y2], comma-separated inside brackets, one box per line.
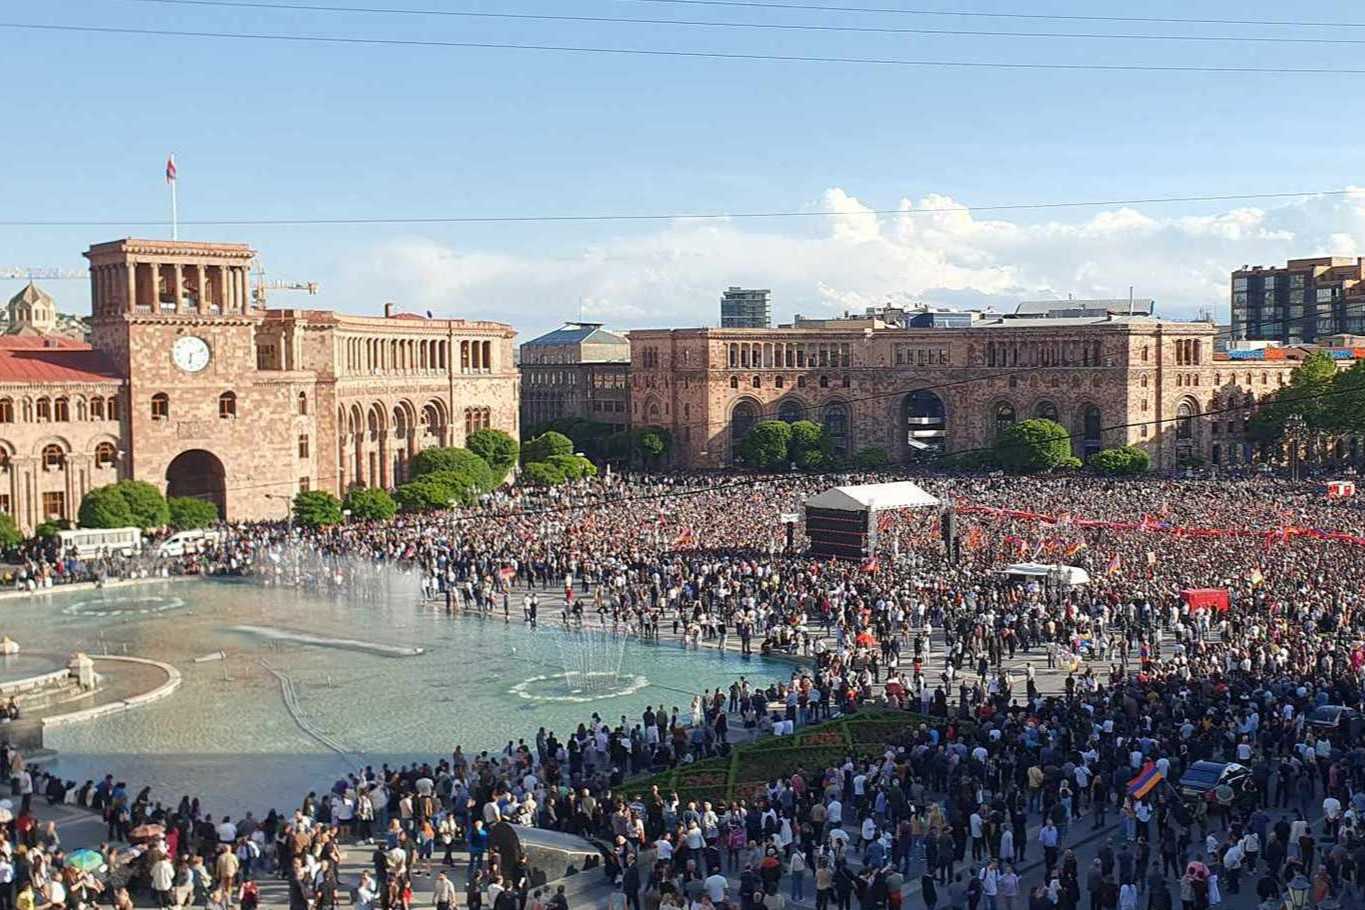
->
[5, 578, 784, 815]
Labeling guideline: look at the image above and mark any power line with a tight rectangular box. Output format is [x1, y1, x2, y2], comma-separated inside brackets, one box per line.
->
[121, 0, 1365, 47]
[0, 188, 1352, 228]
[615, 0, 1365, 30]
[9, 21, 1365, 75]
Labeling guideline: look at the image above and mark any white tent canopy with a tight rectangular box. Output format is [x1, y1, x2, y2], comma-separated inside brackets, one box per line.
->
[804, 481, 940, 513]
[999, 563, 1091, 586]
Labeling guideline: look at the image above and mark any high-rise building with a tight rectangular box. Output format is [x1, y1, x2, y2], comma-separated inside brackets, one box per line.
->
[1231, 258, 1365, 344]
[720, 287, 771, 328]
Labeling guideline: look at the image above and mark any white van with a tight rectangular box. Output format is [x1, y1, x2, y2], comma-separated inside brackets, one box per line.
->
[57, 527, 143, 559]
[156, 529, 223, 557]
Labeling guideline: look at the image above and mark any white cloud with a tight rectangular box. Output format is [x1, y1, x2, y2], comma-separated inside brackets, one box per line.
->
[332, 187, 1365, 335]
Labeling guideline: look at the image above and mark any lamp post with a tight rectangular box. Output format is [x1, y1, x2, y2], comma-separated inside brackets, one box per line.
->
[1285, 413, 1308, 483]
[1286, 874, 1311, 910]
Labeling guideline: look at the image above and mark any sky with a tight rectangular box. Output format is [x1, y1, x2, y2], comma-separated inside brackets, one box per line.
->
[6, 0, 1365, 339]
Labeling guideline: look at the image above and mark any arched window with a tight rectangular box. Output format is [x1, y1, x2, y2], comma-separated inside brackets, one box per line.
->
[298, 391, 309, 415]
[107, 396, 120, 421]
[1140, 375, 1148, 389]
[75, 397, 86, 421]
[994, 401, 1016, 435]
[823, 403, 851, 454]
[151, 393, 169, 420]
[1176, 401, 1196, 440]
[819, 375, 830, 388]
[90, 397, 104, 420]
[0, 450, 9, 472]
[42, 444, 64, 470]
[95, 442, 117, 468]
[751, 375, 761, 388]
[797, 376, 807, 388]
[53, 398, 69, 422]
[0, 399, 12, 424]
[774, 376, 784, 388]
[36, 398, 51, 422]
[729, 376, 739, 389]
[218, 391, 237, 418]
[1034, 401, 1059, 422]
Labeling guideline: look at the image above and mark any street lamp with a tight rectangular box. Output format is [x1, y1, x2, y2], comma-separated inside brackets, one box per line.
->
[1285, 413, 1308, 483]
[1286, 874, 1310, 910]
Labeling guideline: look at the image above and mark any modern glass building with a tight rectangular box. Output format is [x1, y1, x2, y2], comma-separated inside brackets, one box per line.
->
[1231, 258, 1365, 344]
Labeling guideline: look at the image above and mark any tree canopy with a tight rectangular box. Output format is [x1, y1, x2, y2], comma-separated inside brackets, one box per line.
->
[292, 490, 343, 529]
[0, 513, 20, 551]
[168, 497, 220, 530]
[466, 429, 519, 475]
[408, 447, 495, 495]
[1088, 445, 1151, 476]
[521, 431, 575, 464]
[342, 487, 398, 521]
[78, 480, 170, 530]
[738, 420, 792, 470]
[522, 461, 566, 486]
[994, 418, 1076, 472]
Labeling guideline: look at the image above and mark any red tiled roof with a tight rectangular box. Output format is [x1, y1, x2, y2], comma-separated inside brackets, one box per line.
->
[0, 335, 88, 350]
[0, 348, 121, 383]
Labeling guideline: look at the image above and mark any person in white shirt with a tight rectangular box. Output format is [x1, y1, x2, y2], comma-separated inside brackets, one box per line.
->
[216, 817, 237, 845]
[704, 871, 728, 903]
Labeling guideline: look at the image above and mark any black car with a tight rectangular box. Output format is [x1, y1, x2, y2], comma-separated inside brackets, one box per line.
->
[1307, 705, 1362, 731]
[1178, 760, 1256, 806]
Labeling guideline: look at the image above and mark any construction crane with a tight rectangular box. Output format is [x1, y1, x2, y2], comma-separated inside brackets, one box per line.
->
[250, 263, 319, 306]
[0, 267, 88, 280]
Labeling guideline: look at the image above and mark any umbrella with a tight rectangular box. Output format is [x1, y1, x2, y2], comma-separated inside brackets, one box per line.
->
[128, 823, 164, 841]
[66, 850, 105, 873]
[1186, 861, 1210, 880]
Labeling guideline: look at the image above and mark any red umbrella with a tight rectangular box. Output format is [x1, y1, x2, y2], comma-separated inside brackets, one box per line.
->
[1185, 861, 1209, 880]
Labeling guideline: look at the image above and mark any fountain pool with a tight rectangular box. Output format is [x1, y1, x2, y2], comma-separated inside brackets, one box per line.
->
[2, 578, 784, 814]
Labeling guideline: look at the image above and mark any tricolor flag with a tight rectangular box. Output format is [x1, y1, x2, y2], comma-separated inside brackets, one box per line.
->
[1106, 552, 1122, 576]
[1249, 566, 1264, 586]
[1127, 761, 1164, 799]
[165, 154, 177, 183]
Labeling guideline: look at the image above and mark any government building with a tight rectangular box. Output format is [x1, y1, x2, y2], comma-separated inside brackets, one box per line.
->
[628, 308, 1331, 471]
[0, 238, 518, 532]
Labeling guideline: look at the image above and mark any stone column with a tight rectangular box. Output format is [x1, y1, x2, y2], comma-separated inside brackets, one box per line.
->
[197, 264, 209, 314]
[173, 264, 185, 314]
[126, 262, 137, 313]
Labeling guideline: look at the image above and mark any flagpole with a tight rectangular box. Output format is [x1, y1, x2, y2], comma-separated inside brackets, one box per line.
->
[170, 168, 178, 240]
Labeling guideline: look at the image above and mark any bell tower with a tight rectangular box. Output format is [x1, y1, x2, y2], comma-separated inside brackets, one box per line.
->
[82, 238, 281, 519]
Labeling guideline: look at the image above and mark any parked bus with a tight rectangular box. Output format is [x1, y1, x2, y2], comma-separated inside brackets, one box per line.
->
[56, 527, 143, 559]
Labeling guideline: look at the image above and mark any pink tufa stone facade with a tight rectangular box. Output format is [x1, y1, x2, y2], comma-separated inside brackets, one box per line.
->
[0, 238, 518, 532]
[628, 319, 1304, 471]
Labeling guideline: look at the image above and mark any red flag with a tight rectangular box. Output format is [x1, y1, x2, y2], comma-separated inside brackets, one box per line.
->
[165, 154, 177, 183]
[1106, 552, 1122, 576]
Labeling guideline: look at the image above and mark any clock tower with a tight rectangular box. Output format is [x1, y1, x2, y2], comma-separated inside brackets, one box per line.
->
[85, 238, 302, 519]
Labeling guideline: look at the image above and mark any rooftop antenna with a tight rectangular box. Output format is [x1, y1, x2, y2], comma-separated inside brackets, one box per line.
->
[1129, 286, 1134, 317]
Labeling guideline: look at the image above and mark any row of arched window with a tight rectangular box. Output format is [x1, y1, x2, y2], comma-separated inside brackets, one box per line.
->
[341, 337, 496, 375]
[0, 396, 120, 424]
[728, 374, 851, 391]
[2, 441, 119, 471]
[728, 342, 850, 370]
[149, 391, 310, 421]
[464, 407, 491, 436]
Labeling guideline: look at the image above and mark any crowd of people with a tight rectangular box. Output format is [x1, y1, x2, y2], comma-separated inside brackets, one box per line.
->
[6, 468, 1365, 910]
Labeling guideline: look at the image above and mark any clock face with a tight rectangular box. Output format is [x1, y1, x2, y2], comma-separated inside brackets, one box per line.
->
[171, 336, 211, 373]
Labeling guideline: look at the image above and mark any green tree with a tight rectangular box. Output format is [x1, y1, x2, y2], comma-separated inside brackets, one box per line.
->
[1088, 446, 1151, 476]
[0, 513, 20, 551]
[342, 487, 398, 521]
[551, 453, 598, 480]
[994, 418, 1073, 472]
[1251, 350, 1340, 442]
[788, 420, 832, 471]
[521, 431, 575, 464]
[167, 496, 220, 530]
[112, 480, 171, 529]
[34, 521, 62, 540]
[394, 478, 458, 512]
[410, 446, 496, 488]
[1327, 359, 1365, 436]
[292, 490, 343, 529]
[78, 485, 136, 529]
[853, 447, 890, 469]
[635, 427, 670, 464]
[522, 461, 566, 486]
[466, 429, 520, 474]
[738, 420, 792, 470]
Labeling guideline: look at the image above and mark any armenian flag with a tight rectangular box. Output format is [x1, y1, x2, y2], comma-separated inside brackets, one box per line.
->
[1128, 761, 1163, 799]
